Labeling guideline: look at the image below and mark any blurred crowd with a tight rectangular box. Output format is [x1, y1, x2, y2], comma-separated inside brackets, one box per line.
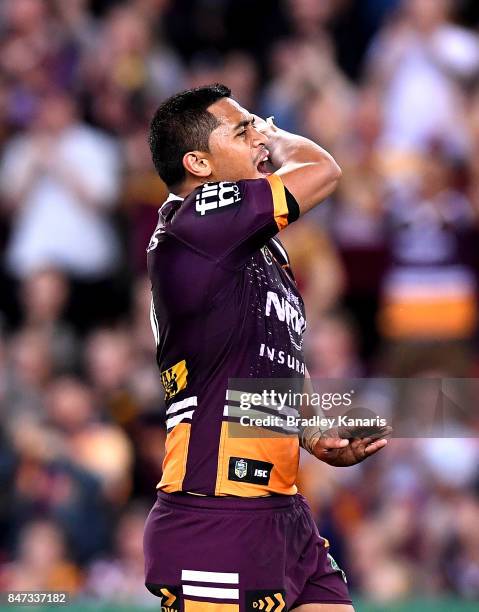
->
[0, 0, 479, 606]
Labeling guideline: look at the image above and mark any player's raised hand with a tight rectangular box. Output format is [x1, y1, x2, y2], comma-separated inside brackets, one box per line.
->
[312, 425, 392, 467]
[252, 114, 276, 135]
[252, 112, 341, 210]
[252, 115, 279, 173]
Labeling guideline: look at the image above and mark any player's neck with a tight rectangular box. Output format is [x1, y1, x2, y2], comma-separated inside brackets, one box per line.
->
[176, 177, 209, 199]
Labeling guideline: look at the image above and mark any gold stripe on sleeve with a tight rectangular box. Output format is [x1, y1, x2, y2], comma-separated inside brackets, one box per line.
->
[266, 174, 289, 231]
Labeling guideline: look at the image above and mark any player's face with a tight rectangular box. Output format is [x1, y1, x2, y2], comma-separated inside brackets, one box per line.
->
[206, 98, 271, 182]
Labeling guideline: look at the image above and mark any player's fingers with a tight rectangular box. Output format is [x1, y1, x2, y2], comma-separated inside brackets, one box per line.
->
[363, 439, 388, 456]
[252, 114, 269, 131]
[372, 425, 393, 439]
[356, 428, 390, 446]
[343, 425, 393, 442]
[318, 437, 350, 450]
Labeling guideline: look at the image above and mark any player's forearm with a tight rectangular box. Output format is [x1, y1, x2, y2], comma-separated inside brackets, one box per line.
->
[268, 127, 334, 169]
[267, 126, 341, 214]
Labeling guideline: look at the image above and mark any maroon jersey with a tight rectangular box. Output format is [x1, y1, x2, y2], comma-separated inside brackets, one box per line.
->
[148, 174, 304, 496]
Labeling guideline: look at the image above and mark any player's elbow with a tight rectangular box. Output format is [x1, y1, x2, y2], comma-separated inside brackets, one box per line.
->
[322, 155, 342, 185]
[278, 156, 342, 214]
[330, 158, 342, 182]
[316, 156, 342, 198]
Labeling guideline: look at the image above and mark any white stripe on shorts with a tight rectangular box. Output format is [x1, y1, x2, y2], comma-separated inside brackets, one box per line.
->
[182, 585, 239, 600]
[182, 570, 239, 584]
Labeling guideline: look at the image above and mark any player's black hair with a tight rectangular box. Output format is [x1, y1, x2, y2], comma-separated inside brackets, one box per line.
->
[149, 83, 232, 189]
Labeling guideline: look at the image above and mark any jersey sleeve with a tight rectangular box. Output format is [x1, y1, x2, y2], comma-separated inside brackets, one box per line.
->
[168, 175, 299, 267]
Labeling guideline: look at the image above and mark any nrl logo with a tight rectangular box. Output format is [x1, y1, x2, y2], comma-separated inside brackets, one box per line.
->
[235, 459, 248, 479]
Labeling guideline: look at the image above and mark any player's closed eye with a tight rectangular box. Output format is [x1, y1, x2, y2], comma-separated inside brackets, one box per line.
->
[238, 119, 255, 138]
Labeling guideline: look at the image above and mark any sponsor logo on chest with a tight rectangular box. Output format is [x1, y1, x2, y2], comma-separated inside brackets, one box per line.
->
[265, 290, 306, 350]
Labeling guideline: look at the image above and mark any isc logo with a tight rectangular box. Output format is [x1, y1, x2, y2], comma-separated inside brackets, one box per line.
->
[229, 457, 273, 485]
[195, 182, 241, 216]
[254, 469, 268, 478]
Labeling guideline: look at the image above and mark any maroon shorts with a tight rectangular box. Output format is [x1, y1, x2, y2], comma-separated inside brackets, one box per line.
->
[144, 491, 352, 611]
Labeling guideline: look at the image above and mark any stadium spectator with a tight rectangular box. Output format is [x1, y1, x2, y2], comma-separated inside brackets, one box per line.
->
[367, 0, 479, 157]
[5, 328, 54, 417]
[84, 328, 139, 428]
[18, 268, 78, 373]
[0, 90, 120, 280]
[85, 505, 157, 604]
[378, 144, 478, 375]
[5, 413, 111, 564]
[307, 310, 363, 379]
[45, 377, 133, 505]
[0, 519, 82, 593]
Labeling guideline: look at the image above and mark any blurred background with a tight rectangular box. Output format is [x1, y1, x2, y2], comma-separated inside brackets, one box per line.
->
[0, 0, 478, 610]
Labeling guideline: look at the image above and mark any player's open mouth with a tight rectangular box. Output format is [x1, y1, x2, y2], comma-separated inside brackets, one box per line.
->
[256, 152, 272, 176]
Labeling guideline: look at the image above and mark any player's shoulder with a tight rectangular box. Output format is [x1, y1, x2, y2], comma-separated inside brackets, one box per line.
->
[184, 178, 272, 218]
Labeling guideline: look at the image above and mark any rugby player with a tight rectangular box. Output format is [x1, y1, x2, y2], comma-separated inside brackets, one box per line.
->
[144, 84, 388, 612]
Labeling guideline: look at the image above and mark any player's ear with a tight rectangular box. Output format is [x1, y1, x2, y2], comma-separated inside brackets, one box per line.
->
[183, 151, 212, 179]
